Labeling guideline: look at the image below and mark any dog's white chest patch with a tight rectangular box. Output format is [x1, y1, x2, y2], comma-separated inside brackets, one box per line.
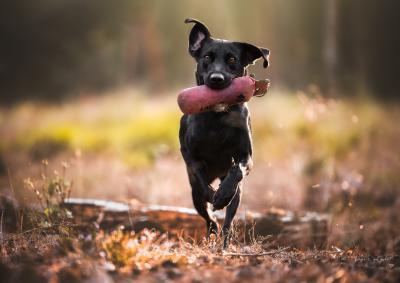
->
[213, 103, 228, 112]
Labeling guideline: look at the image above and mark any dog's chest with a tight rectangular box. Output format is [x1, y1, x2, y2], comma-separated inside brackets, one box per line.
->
[187, 111, 248, 156]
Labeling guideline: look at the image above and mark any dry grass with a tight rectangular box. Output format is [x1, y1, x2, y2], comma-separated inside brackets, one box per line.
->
[1, 88, 400, 282]
[1, 225, 399, 282]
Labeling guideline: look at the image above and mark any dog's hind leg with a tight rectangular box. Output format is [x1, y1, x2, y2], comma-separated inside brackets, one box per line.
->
[190, 177, 219, 236]
[222, 182, 242, 248]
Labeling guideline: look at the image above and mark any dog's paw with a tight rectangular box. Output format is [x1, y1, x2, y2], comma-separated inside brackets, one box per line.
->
[212, 186, 237, 211]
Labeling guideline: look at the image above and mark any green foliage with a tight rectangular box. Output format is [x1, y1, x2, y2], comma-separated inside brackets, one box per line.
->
[15, 106, 180, 168]
[2, 91, 392, 173]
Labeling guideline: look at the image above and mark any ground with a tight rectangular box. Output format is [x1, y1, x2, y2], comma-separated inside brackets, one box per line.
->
[1, 227, 399, 283]
[0, 87, 399, 282]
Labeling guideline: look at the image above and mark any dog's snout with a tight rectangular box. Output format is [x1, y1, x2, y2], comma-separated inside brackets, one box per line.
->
[210, 73, 225, 83]
[207, 72, 231, 89]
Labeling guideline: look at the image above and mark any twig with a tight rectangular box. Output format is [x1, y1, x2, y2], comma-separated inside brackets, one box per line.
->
[19, 210, 24, 232]
[243, 207, 247, 245]
[8, 223, 78, 238]
[223, 246, 290, 257]
[7, 168, 19, 230]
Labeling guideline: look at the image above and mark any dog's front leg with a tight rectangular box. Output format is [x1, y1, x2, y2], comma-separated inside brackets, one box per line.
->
[181, 147, 216, 202]
[212, 156, 252, 211]
[181, 147, 219, 235]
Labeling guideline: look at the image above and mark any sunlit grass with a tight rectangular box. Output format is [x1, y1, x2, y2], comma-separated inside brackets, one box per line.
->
[1, 87, 399, 204]
[251, 91, 386, 160]
[2, 90, 181, 168]
[19, 112, 180, 168]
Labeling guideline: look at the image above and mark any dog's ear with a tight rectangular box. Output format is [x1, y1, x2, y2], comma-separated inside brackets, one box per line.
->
[235, 42, 270, 68]
[185, 18, 211, 58]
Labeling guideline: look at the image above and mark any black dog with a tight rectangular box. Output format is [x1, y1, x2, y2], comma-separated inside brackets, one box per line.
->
[179, 19, 269, 247]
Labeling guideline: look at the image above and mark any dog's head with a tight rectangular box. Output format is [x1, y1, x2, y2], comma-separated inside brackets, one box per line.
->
[185, 18, 269, 90]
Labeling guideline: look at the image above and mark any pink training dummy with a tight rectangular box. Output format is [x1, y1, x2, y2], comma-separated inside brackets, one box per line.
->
[177, 76, 270, 114]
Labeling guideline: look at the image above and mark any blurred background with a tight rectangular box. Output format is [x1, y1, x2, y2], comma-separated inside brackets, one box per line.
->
[1, 0, 400, 254]
[1, 0, 400, 102]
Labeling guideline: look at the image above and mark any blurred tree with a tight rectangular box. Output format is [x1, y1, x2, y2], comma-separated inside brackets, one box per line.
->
[338, 0, 400, 97]
[0, 0, 399, 102]
[324, 0, 338, 95]
[0, 0, 136, 102]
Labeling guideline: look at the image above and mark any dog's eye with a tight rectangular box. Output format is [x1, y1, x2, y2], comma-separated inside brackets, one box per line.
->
[204, 55, 211, 61]
[228, 57, 236, 64]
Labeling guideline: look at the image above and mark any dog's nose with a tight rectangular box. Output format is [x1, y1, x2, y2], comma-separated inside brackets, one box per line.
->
[209, 73, 225, 84]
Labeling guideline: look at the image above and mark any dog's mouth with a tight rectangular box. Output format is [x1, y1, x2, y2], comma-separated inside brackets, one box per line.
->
[205, 80, 232, 90]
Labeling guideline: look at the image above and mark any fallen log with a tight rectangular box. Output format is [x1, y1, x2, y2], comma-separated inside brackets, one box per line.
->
[63, 198, 329, 249]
